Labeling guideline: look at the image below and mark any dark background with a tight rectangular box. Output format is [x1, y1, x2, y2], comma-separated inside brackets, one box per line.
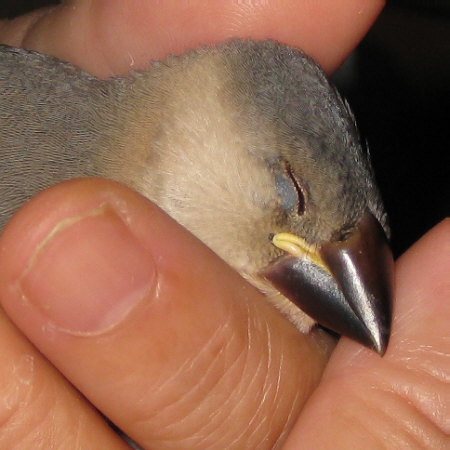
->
[1, 1, 449, 257]
[333, 1, 449, 256]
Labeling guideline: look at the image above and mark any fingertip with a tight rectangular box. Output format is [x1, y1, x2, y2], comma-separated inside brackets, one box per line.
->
[392, 218, 450, 344]
[91, 0, 386, 75]
[0, 179, 165, 338]
[0, 0, 385, 76]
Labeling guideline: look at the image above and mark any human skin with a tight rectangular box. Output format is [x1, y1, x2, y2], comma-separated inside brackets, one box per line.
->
[0, 1, 448, 448]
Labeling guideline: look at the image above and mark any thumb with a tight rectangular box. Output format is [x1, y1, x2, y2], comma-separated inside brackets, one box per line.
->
[0, 178, 332, 448]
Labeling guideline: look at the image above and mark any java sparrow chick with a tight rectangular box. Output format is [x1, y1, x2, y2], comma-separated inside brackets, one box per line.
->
[0, 39, 393, 354]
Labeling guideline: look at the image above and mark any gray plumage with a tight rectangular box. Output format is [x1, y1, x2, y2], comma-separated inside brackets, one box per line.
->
[0, 40, 392, 339]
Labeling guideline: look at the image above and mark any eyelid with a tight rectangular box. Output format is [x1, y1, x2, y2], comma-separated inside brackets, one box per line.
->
[284, 161, 306, 215]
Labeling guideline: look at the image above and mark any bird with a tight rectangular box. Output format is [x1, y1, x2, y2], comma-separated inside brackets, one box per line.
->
[0, 39, 393, 354]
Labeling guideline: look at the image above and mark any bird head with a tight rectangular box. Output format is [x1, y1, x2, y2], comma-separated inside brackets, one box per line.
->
[129, 40, 393, 354]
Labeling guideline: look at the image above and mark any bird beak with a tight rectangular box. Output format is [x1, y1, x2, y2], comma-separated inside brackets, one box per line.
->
[262, 212, 394, 354]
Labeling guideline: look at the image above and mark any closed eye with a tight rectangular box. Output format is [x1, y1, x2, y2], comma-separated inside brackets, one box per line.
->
[284, 161, 306, 215]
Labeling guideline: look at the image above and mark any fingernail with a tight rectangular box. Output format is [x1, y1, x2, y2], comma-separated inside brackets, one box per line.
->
[19, 206, 155, 334]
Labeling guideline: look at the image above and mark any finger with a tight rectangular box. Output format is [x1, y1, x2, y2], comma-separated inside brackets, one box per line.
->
[0, 0, 385, 76]
[283, 220, 450, 448]
[0, 179, 333, 448]
[0, 311, 128, 448]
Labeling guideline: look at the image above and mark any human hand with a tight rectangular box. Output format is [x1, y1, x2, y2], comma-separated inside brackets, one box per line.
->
[1, 1, 448, 448]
